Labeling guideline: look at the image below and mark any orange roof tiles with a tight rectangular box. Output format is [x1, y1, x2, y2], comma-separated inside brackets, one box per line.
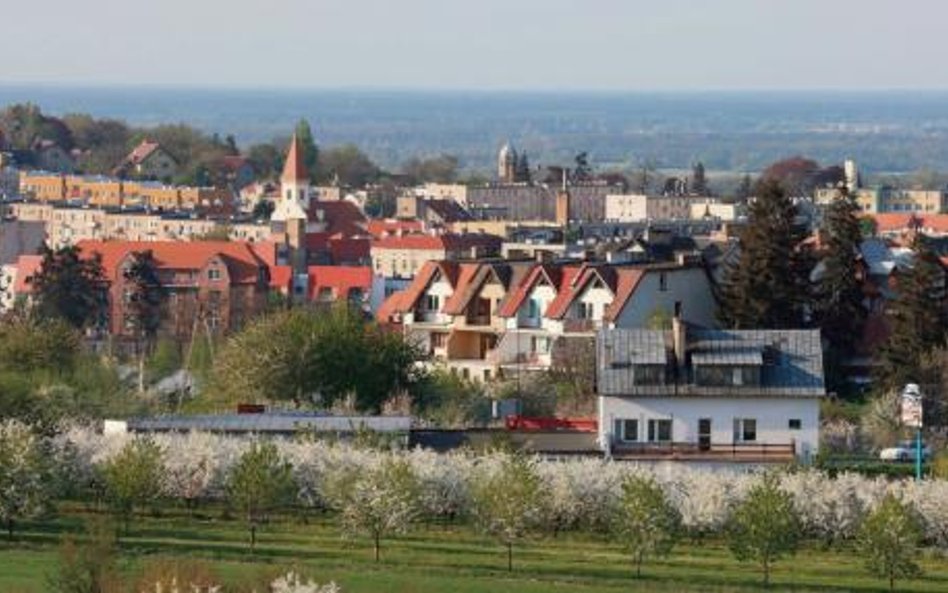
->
[871, 213, 948, 234]
[603, 268, 646, 322]
[75, 240, 267, 285]
[12, 255, 43, 295]
[367, 219, 424, 239]
[442, 263, 486, 315]
[308, 266, 372, 301]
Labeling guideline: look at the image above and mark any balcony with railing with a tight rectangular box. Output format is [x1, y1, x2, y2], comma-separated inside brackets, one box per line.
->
[562, 318, 597, 333]
[610, 441, 796, 462]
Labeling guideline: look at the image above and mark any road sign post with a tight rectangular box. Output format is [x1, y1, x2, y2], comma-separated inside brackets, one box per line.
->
[900, 384, 923, 481]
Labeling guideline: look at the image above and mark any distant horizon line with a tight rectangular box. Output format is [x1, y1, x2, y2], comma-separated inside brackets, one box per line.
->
[3, 80, 948, 95]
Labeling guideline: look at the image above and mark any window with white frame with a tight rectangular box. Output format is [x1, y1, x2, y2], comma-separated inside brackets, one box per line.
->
[647, 419, 672, 443]
[733, 418, 757, 442]
[613, 419, 639, 442]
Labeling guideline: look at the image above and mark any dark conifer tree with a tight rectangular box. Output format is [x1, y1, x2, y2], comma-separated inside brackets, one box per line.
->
[717, 180, 811, 329]
[692, 161, 708, 195]
[874, 235, 947, 392]
[515, 151, 531, 183]
[31, 245, 107, 329]
[294, 119, 319, 180]
[813, 188, 867, 358]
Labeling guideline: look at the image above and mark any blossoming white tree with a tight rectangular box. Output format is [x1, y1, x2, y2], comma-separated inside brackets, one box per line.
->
[470, 454, 545, 572]
[337, 456, 421, 562]
[0, 420, 54, 539]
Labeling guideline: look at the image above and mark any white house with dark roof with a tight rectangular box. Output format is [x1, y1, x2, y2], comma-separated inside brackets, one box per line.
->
[597, 318, 824, 464]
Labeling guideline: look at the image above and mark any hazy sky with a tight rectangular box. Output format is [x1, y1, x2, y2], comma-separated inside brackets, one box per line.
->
[2, 0, 945, 90]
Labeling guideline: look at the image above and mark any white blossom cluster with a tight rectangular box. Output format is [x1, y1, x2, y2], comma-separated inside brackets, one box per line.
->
[47, 426, 948, 546]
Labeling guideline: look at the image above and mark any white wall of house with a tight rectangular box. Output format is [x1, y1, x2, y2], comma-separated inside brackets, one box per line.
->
[598, 396, 820, 460]
[507, 284, 557, 329]
[0, 264, 16, 312]
[575, 285, 613, 321]
[605, 194, 648, 222]
[614, 268, 717, 329]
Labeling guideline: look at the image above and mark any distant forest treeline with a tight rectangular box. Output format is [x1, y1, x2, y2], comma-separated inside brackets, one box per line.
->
[2, 87, 947, 175]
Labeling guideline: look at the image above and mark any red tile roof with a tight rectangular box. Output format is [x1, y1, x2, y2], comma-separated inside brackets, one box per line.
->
[371, 232, 502, 252]
[376, 261, 457, 319]
[367, 219, 424, 238]
[372, 233, 447, 251]
[442, 263, 486, 315]
[603, 268, 646, 322]
[75, 240, 267, 285]
[498, 264, 557, 317]
[125, 140, 164, 165]
[281, 133, 308, 183]
[871, 213, 948, 234]
[269, 265, 294, 292]
[376, 290, 408, 324]
[308, 266, 372, 301]
[542, 265, 588, 319]
[220, 155, 251, 172]
[309, 200, 367, 235]
[330, 237, 371, 264]
[12, 255, 43, 295]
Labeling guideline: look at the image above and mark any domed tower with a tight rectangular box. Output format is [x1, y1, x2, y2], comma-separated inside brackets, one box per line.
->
[498, 141, 517, 183]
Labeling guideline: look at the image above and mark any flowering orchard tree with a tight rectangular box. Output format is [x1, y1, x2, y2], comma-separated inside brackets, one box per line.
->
[338, 456, 421, 562]
[99, 437, 165, 536]
[226, 441, 295, 552]
[0, 420, 54, 538]
[44, 426, 948, 552]
[727, 473, 802, 587]
[857, 493, 924, 591]
[470, 454, 545, 572]
[612, 473, 682, 578]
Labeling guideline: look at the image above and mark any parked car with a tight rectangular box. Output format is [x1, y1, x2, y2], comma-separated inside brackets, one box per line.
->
[879, 440, 931, 462]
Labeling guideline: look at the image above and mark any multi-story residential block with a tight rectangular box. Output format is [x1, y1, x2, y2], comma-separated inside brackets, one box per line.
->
[597, 322, 824, 463]
[605, 193, 722, 222]
[379, 259, 717, 381]
[816, 186, 948, 214]
[77, 240, 270, 340]
[370, 232, 502, 280]
[18, 172, 234, 212]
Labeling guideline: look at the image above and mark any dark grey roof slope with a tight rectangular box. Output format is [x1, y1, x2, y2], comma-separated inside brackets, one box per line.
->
[598, 328, 825, 398]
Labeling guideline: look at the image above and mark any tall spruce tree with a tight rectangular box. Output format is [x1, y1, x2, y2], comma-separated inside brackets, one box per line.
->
[124, 250, 166, 393]
[718, 180, 811, 329]
[874, 235, 947, 392]
[692, 161, 708, 195]
[294, 119, 319, 181]
[31, 245, 107, 329]
[813, 189, 867, 387]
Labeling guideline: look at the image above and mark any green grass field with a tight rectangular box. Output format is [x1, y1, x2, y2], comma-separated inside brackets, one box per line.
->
[1, 508, 947, 592]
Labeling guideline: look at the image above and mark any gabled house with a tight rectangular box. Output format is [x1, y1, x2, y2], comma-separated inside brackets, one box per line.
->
[597, 320, 824, 463]
[492, 261, 717, 373]
[380, 259, 718, 381]
[114, 140, 178, 181]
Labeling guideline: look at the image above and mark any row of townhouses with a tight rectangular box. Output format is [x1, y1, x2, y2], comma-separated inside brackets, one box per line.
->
[378, 257, 717, 381]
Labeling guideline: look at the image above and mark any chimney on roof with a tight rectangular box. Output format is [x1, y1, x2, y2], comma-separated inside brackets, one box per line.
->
[672, 301, 686, 370]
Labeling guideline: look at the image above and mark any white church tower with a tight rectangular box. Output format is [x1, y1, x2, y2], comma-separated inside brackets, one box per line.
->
[271, 132, 311, 223]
